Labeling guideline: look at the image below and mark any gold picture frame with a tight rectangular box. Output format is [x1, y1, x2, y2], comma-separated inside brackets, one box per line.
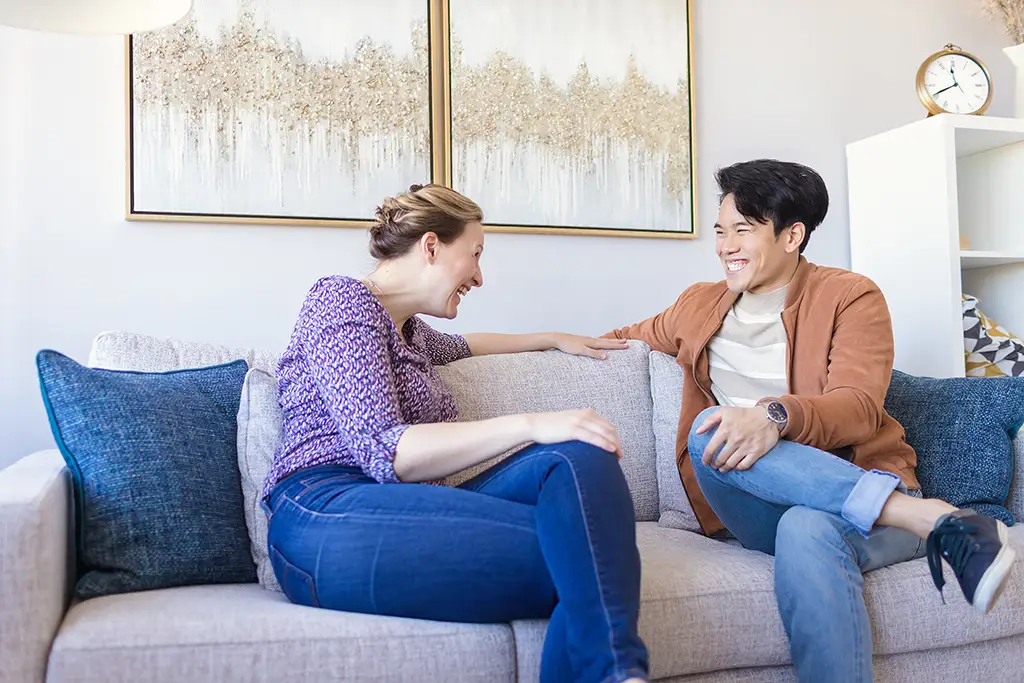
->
[126, 0, 697, 239]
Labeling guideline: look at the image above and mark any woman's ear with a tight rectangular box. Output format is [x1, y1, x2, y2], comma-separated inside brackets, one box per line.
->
[419, 232, 440, 263]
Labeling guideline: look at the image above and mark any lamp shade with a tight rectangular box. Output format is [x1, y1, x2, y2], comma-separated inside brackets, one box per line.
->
[0, 0, 192, 35]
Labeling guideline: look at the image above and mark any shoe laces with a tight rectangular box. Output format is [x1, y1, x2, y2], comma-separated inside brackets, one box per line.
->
[926, 515, 978, 603]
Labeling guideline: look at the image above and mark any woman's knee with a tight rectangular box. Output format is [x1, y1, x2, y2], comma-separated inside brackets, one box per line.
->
[539, 439, 619, 463]
[537, 440, 628, 485]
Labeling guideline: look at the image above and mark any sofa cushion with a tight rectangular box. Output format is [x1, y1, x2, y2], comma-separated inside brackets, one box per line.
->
[36, 350, 256, 599]
[89, 330, 279, 375]
[46, 585, 515, 683]
[237, 369, 284, 592]
[648, 351, 701, 532]
[884, 370, 1023, 525]
[512, 523, 1024, 680]
[655, 635, 1024, 683]
[434, 341, 659, 521]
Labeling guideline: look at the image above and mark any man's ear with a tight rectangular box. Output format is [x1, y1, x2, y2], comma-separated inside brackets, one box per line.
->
[784, 222, 805, 254]
[420, 232, 440, 263]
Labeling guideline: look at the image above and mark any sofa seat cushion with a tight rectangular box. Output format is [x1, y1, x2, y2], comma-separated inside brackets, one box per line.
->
[514, 523, 1024, 680]
[47, 585, 515, 683]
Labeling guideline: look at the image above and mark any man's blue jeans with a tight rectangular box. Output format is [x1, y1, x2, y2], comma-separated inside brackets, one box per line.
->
[688, 408, 925, 683]
[264, 441, 649, 683]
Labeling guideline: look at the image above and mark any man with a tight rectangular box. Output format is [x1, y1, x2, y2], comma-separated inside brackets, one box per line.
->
[605, 159, 1016, 683]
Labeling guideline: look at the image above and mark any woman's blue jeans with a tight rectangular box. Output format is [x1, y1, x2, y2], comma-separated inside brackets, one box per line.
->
[265, 441, 649, 683]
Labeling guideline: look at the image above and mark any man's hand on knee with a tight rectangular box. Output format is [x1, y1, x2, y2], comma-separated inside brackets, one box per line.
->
[696, 406, 781, 472]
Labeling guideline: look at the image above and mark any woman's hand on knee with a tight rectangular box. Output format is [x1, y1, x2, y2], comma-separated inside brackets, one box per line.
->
[525, 409, 623, 459]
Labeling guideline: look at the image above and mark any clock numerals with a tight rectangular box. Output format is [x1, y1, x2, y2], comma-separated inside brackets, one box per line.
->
[920, 49, 989, 115]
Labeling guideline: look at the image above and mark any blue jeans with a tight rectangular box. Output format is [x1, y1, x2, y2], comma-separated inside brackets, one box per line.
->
[688, 408, 925, 683]
[264, 441, 649, 683]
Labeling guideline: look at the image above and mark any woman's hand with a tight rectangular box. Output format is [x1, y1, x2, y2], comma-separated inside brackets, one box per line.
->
[526, 409, 623, 458]
[549, 333, 629, 360]
[462, 332, 628, 358]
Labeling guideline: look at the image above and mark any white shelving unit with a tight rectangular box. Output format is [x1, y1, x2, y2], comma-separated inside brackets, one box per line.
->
[847, 113, 1024, 379]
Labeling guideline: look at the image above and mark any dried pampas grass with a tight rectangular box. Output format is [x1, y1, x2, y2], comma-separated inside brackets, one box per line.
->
[982, 0, 1024, 44]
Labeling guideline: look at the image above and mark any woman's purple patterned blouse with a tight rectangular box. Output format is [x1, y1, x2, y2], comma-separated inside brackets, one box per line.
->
[262, 276, 472, 498]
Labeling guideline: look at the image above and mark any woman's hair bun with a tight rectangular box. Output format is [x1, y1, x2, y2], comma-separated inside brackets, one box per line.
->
[368, 185, 484, 261]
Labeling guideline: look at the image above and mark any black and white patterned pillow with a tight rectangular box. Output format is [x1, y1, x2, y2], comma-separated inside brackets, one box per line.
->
[962, 294, 1024, 377]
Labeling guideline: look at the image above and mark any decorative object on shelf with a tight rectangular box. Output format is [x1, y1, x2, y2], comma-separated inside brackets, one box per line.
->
[981, 0, 1024, 116]
[127, 0, 435, 226]
[127, 0, 697, 238]
[1004, 43, 1024, 117]
[961, 233, 973, 250]
[444, 0, 696, 238]
[0, 0, 191, 34]
[916, 44, 993, 117]
[963, 293, 1024, 377]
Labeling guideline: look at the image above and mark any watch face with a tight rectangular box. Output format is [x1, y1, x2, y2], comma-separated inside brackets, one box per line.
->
[766, 402, 787, 424]
[922, 52, 991, 114]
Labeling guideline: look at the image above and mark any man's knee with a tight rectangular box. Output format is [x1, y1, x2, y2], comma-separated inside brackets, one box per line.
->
[687, 407, 720, 463]
[775, 506, 851, 557]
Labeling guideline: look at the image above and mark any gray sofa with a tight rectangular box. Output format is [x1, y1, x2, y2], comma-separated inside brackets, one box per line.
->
[2, 331, 1023, 683]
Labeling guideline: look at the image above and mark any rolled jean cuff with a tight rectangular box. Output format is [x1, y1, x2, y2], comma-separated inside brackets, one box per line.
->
[841, 469, 904, 536]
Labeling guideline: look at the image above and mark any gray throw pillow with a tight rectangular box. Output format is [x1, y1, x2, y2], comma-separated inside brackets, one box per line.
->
[648, 351, 702, 533]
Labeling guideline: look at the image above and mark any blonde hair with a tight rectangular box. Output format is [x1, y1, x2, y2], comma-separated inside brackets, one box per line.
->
[370, 184, 483, 260]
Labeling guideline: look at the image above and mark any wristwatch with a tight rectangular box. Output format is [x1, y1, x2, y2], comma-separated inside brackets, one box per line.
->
[762, 400, 788, 433]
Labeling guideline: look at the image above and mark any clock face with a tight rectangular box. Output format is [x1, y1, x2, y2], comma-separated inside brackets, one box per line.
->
[922, 53, 991, 114]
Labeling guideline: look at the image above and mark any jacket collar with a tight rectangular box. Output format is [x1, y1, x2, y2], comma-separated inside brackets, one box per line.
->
[703, 256, 813, 341]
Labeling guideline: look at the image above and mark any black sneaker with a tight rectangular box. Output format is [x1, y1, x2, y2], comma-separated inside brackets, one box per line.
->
[926, 509, 1016, 614]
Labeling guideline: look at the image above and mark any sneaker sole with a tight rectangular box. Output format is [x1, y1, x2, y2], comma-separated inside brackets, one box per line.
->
[973, 521, 1016, 615]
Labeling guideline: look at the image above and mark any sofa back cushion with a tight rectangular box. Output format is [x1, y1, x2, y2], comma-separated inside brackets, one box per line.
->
[89, 331, 279, 375]
[648, 351, 702, 532]
[433, 341, 659, 521]
[237, 369, 284, 590]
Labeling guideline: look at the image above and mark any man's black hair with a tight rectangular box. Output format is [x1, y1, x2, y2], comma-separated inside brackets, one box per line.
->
[714, 159, 829, 254]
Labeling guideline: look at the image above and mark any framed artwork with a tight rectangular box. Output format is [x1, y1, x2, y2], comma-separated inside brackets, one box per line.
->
[126, 0, 439, 225]
[126, 0, 696, 238]
[444, 0, 695, 238]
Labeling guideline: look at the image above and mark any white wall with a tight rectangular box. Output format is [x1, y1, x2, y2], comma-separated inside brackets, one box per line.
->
[0, 0, 1015, 469]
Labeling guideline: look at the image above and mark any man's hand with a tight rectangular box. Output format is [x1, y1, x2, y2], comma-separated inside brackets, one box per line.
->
[695, 406, 780, 472]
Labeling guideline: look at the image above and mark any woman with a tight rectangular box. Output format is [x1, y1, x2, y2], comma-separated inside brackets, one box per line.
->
[263, 184, 649, 683]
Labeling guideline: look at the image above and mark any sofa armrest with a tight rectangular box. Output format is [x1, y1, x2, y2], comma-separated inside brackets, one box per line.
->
[0, 450, 72, 683]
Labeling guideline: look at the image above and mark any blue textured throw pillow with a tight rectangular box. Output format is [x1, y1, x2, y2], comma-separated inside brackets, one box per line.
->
[884, 370, 1022, 525]
[37, 350, 257, 599]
